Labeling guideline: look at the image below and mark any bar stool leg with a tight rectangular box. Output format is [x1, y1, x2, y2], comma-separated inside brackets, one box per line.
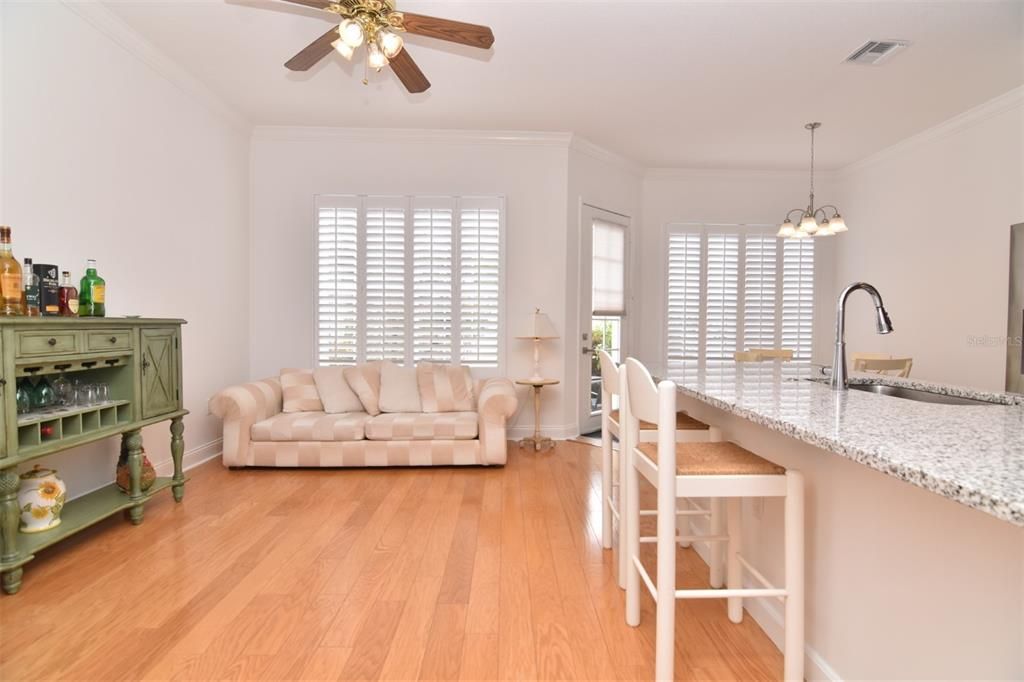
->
[601, 414, 613, 550]
[655, 485, 677, 682]
[783, 471, 805, 682]
[726, 497, 743, 623]
[709, 497, 725, 588]
[624, 436, 641, 627]
[617, 438, 628, 590]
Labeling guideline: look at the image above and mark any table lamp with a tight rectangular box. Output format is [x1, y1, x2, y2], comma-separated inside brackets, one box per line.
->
[517, 308, 558, 382]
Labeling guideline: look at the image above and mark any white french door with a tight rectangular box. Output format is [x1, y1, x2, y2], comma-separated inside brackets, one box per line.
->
[579, 204, 629, 435]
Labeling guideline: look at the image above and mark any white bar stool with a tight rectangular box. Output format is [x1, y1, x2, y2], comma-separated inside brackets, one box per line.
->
[598, 351, 725, 590]
[622, 357, 804, 682]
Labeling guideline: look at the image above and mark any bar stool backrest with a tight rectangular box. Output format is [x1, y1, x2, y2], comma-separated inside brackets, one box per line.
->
[598, 350, 620, 397]
[624, 358, 661, 427]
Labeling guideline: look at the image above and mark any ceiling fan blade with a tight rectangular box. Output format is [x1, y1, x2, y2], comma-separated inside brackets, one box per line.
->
[276, 0, 333, 9]
[390, 48, 430, 93]
[285, 27, 339, 71]
[400, 13, 494, 49]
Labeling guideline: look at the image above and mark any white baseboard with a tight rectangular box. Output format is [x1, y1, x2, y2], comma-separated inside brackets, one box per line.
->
[506, 423, 579, 441]
[682, 516, 842, 682]
[152, 438, 222, 477]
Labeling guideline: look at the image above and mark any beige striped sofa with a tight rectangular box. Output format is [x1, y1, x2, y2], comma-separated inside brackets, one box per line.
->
[209, 374, 518, 468]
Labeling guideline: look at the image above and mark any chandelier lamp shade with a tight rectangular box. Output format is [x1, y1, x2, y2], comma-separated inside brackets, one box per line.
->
[777, 122, 849, 240]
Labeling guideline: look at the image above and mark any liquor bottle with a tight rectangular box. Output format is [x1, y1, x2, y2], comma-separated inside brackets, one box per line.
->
[78, 259, 106, 317]
[58, 271, 79, 316]
[0, 227, 23, 316]
[23, 258, 41, 317]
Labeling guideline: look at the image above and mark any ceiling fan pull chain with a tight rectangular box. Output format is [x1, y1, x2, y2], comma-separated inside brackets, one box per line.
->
[362, 53, 369, 85]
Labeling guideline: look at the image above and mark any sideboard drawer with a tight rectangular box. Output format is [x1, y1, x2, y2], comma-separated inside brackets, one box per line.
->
[85, 329, 133, 352]
[16, 331, 79, 357]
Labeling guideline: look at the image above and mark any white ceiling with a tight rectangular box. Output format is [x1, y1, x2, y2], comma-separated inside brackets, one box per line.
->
[103, 0, 1023, 169]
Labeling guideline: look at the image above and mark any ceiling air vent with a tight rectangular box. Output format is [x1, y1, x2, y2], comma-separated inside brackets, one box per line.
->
[844, 40, 909, 66]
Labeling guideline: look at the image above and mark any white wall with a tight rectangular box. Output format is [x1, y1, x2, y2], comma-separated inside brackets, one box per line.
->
[636, 170, 840, 368]
[248, 129, 573, 436]
[835, 89, 1024, 390]
[1, 2, 251, 496]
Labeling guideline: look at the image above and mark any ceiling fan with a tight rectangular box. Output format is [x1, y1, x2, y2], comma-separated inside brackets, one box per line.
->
[277, 0, 494, 93]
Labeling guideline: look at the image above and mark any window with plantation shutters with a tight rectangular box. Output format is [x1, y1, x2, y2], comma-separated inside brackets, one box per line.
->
[412, 202, 454, 363]
[664, 224, 815, 377]
[315, 195, 504, 368]
[365, 204, 407, 362]
[459, 201, 501, 366]
[705, 233, 739, 360]
[782, 239, 815, 360]
[316, 200, 359, 365]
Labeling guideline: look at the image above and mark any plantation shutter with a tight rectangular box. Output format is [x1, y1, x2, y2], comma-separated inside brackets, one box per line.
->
[412, 198, 455, 363]
[704, 232, 739, 360]
[666, 231, 702, 366]
[742, 234, 778, 350]
[365, 200, 407, 362]
[458, 198, 502, 366]
[782, 239, 815, 360]
[592, 219, 626, 316]
[316, 197, 360, 365]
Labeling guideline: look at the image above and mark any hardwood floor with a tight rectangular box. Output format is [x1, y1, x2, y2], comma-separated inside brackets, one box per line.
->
[0, 441, 782, 680]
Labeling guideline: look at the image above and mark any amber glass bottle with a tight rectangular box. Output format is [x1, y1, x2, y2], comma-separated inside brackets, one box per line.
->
[0, 227, 23, 316]
[58, 271, 79, 316]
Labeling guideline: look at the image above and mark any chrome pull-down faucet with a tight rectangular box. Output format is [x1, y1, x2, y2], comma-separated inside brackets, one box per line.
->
[832, 282, 894, 390]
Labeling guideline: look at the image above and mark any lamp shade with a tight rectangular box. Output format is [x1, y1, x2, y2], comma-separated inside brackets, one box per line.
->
[516, 308, 558, 339]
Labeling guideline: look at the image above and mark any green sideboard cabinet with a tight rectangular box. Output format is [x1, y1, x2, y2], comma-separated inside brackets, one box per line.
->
[0, 318, 188, 595]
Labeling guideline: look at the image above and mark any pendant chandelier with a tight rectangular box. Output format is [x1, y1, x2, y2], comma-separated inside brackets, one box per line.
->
[777, 122, 848, 239]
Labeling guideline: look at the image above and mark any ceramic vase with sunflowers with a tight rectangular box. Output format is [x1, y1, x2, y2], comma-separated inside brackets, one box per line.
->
[18, 466, 67, 533]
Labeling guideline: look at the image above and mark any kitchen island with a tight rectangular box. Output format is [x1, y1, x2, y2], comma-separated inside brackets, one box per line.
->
[665, 362, 1023, 680]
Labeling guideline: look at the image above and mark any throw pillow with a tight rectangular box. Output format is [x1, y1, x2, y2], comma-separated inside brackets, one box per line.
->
[378, 361, 423, 413]
[343, 361, 383, 416]
[280, 368, 323, 413]
[417, 362, 475, 412]
[313, 366, 364, 414]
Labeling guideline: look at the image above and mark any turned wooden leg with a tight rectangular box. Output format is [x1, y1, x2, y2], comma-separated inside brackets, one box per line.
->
[170, 417, 185, 502]
[124, 430, 145, 525]
[1, 469, 23, 594]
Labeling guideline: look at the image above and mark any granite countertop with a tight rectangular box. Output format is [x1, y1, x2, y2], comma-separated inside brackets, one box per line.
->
[665, 362, 1024, 526]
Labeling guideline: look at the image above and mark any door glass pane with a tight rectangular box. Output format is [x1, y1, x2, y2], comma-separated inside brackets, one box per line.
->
[591, 315, 622, 415]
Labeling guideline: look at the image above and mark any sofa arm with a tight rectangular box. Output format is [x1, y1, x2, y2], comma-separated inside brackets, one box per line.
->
[477, 378, 518, 465]
[209, 377, 283, 467]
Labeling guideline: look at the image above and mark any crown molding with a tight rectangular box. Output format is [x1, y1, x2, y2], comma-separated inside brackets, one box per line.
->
[251, 126, 574, 148]
[61, 0, 249, 132]
[643, 167, 832, 182]
[568, 135, 643, 177]
[838, 85, 1024, 177]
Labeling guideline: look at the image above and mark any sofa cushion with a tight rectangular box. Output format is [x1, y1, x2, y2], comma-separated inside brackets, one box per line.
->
[343, 361, 383, 416]
[378, 361, 423, 413]
[313, 366, 364, 414]
[251, 411, 370, 442]
[365, 412, 478, 441]
[417, 362, 475, 413]
[280, 368, 323, 413]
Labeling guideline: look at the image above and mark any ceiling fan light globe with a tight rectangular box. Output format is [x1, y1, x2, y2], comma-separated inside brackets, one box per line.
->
[331, 38, 355, 60]
[339, 19, 365, 47]
[367, 41, 389, 69]
[379, 30, 404, 58]
[799, 213, 819, 234]
[830, 214, 848, 232]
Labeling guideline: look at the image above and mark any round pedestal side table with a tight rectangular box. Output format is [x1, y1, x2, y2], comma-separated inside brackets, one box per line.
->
[515, 378, 560, 452]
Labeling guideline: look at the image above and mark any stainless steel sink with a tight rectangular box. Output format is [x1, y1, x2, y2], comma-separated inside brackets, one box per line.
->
[848, 383, 998, 406]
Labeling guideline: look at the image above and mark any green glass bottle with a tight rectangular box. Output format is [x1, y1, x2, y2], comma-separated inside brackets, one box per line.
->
[78, 259, 106, 317]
